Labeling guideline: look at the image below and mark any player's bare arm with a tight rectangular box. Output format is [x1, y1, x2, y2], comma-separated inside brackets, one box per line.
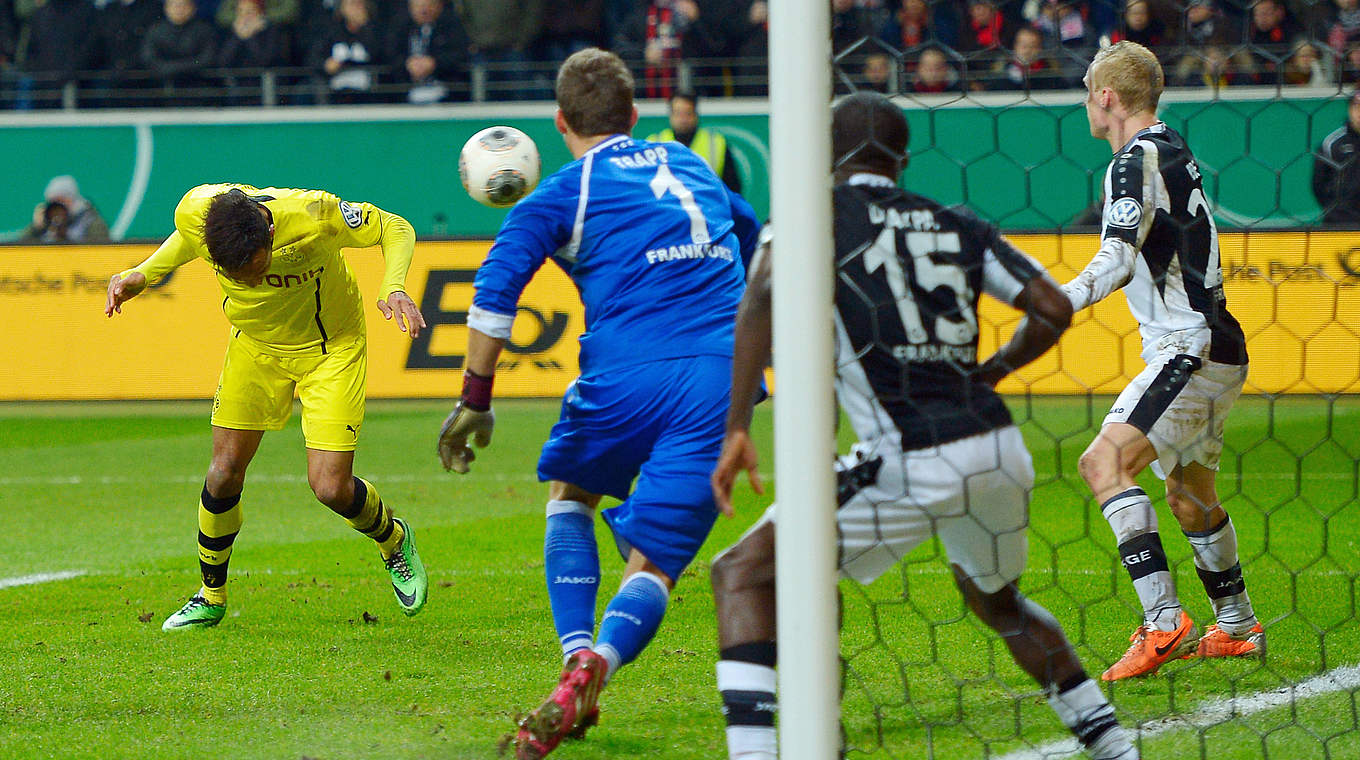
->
[436, 327, 502, 473]
[976, 274, 1073, 387]
[712, 242, 771, 516]
[105, 271, 148, 317]
[376, 290, 427, 339]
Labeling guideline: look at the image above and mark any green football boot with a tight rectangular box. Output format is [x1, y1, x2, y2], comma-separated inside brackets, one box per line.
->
[384, 518, 428, 616]
[162, 593, 226, 632]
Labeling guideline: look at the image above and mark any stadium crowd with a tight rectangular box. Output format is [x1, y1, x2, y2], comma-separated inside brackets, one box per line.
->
[0, 0, 1355, 107]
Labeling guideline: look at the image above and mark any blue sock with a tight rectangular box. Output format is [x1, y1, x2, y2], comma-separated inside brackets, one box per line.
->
[595, 571, 670, 678]
[544, 501, 600, 658]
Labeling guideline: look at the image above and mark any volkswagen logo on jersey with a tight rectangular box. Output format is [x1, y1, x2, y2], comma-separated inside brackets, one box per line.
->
[339, 200, 364, 229]
[1108, 197, 1143, 228]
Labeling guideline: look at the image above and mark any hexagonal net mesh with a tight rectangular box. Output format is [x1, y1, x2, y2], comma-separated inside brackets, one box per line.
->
[824, 16, 1360, 760]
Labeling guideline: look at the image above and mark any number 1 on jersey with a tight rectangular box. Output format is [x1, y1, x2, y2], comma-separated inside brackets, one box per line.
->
[650, 165, 711, 244]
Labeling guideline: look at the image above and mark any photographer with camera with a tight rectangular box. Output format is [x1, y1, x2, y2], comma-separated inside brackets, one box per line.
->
[21, 176, 111, 244]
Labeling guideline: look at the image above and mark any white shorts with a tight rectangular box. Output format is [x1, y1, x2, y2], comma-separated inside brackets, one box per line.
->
[1105, 353, 1247, 480]
[753, 426, 1033, 595]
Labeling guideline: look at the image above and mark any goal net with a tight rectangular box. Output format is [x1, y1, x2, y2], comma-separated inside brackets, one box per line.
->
[782, 8, 1360, 760]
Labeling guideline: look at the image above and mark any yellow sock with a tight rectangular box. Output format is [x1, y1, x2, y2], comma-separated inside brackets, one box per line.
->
[344, 477, 404, 559]
[200, 585, 228, 606]
[198, 485, 243, 604]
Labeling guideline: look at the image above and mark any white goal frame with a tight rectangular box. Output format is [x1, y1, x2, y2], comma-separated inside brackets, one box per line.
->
[770, 2, 839, 758]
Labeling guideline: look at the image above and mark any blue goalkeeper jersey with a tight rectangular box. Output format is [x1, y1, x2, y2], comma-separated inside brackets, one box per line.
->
[470, 134, 760, 375]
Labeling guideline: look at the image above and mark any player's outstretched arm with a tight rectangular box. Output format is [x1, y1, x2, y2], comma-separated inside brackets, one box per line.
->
[106, 230, 198, 317]
[105, 271, 148, 317]
[376, 290, 427, 339]
[437, 327, 502, 473]
[976, 275, 1073, 387]
[712, 239, 773, 516]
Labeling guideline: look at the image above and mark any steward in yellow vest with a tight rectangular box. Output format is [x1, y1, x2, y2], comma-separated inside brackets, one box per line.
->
[647, 90, 743, 193]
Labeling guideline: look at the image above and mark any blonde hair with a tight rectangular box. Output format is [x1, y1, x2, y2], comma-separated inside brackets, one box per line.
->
[1089, 41, 1163, 115]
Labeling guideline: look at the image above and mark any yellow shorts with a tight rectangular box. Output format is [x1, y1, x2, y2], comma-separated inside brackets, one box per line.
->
[211, 331, 367, 452]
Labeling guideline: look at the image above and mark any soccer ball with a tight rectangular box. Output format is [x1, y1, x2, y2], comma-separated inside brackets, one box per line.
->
[459, 126, 541, 208]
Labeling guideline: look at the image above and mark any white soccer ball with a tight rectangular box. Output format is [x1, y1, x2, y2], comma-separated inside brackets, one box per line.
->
[459, 126, 541, 208]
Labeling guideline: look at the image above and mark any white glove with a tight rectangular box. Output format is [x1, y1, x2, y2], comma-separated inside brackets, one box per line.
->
[437, 402, 495, 474]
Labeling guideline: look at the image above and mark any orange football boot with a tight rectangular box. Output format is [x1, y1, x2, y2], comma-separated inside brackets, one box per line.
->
[1191, 623, 1265, 659]
[1101, 610, 1199, 681]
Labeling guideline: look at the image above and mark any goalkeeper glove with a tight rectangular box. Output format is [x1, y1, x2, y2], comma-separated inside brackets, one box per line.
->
[437, 402, 495, 473]
[437, 370, 495, 473]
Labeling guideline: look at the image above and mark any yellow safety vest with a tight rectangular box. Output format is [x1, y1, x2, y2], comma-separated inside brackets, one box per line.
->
[647, 127, 727, 178]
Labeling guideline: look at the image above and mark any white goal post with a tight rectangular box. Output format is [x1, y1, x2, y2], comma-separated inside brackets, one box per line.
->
[769, 1, 839, 758]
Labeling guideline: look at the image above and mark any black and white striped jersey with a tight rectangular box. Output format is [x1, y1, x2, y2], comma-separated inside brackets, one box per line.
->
[1095, 122, 1247, 366]
[833, 174, 1045, 451]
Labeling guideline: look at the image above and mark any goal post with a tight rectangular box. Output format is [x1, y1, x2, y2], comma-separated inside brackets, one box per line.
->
[769, 1, 839, 758]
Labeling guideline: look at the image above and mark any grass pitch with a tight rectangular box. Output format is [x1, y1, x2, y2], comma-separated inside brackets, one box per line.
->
[0, 397, 1356, 760]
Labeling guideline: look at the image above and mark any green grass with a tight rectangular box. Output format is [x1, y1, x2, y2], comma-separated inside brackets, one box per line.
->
[0, 397, 1356, 760]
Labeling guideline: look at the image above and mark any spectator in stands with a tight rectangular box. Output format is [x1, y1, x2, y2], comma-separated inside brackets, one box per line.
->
[957, 0, 1015, 71]
[879, 0, 956, 51]
[860, 51, 895, 91]
[217, 0, 290, 102]
[1312, 89, 1360, 223]
[679, 0, 762, 95]
[218, 0, 290, 69]
[215, 0, 297, 32]
[604, 0, 635, 46]
[910, 45, 962, 92]
[1172, 0, 1241, 86]
[17, 0, 99, 107]
[1323, 0, 1360, 68]
[308, 0, 384, 103]
[646, 89, 742, 191]
[21, 175, 110, 244]
[993, 23, 1062, 89]
[1284, 40, 1329, 84]
[96, 0, 164, 74]
[1242, 0, 1302, 84]
[613, 0, 697, 99]
[734, 0, 768, 95]
[384, 0, 469, 103]
[460, 0, 544, 100]
[834, 0, 879, 53]
[1110, 0, 1166, 53]
[1033, 0, 1092, 51]
[141, 0, 218, 101]
[534, 0, 604, 66]
[1, 0, 16, 69]
[1344, 42, 1360, 83]
[1030, 0, 1091, 84]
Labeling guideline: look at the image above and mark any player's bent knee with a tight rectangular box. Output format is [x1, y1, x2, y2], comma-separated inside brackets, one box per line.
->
[1077, 443, 1119, 490]
[205, 462, 248, 495]
[309, 476, 354, 510]
[711, 541, 771, 600]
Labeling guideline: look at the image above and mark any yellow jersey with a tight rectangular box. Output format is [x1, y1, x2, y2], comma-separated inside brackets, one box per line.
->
[128, 184, 416, 353]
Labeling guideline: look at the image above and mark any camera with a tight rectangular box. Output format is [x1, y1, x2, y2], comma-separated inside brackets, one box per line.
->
[41, 200, 70, 228]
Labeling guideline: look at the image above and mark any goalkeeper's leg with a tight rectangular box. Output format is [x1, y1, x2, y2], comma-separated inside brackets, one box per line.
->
[955, 570, 1139, 760]
[711, 514, 777, 760]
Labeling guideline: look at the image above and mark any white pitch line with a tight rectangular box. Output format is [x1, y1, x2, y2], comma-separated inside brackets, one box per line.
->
[0, 472, 545, 487]
[992, 664, 1360, 760]
[0, 570, 87, 590]
[0, 471, 1352, 487]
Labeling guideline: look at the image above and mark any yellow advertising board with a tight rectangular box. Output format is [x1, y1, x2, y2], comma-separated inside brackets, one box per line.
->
[1, 232, 1357, 401]
[989, 231, 1360, 395]
[0, 241, 583, 401]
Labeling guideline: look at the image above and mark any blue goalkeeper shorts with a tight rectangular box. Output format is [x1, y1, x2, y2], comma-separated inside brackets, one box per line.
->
[537, 355, 729, 581]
